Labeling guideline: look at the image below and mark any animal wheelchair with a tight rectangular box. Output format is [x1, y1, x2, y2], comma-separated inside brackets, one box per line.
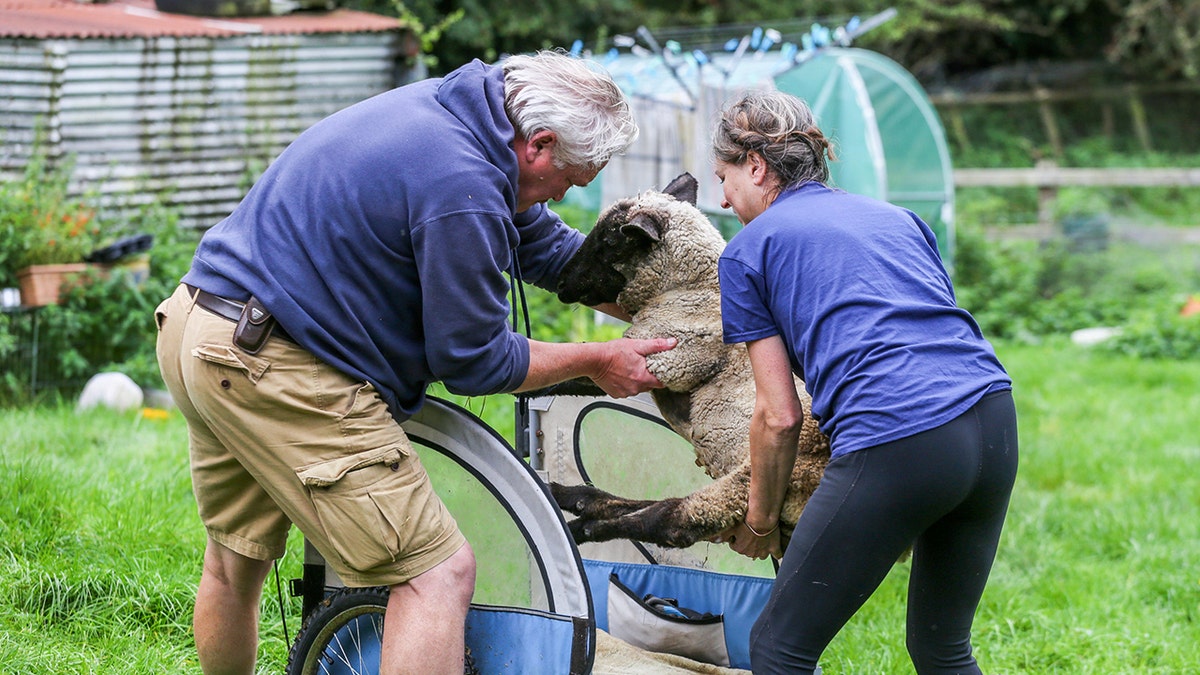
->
[285, 393, 777, 675]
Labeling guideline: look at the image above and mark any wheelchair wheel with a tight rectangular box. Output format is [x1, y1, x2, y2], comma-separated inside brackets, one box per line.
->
[286, 586, 389, 675]
[286, 585, 480, 675]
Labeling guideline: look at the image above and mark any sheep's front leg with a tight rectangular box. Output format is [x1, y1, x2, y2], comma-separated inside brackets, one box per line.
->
[552, 482, 665, 546]
[564, 469, 751, 548]
[551, 482, 657, 520]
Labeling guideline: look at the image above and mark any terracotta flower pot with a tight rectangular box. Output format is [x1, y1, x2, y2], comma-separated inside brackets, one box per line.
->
[16, 263, 92, 307]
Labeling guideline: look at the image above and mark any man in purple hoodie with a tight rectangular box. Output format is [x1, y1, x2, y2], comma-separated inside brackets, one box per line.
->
[155, 50, 672, 674]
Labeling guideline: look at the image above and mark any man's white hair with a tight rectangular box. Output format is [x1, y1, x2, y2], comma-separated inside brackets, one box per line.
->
[503, 50, 639, 170]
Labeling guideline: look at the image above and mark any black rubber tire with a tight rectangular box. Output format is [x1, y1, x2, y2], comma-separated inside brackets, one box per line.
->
[286, 586, 389, 675]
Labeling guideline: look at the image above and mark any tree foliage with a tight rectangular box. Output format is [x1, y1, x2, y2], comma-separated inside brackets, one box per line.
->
[368, 0, 637, 68]
[1104, 0, 1200, 80]
[344, 0, 1199, 85]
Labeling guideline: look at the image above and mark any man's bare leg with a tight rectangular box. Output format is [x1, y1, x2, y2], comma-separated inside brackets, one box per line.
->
[381, 543, 476, 675]
[194, 538, 274, 675]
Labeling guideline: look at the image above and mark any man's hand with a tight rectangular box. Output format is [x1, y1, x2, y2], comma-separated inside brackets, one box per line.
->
[519, 336, 676, 396]
[591, 336, 676, 398]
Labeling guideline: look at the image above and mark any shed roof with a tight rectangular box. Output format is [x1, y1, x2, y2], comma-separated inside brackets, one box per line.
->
[0, 0, 403, 40]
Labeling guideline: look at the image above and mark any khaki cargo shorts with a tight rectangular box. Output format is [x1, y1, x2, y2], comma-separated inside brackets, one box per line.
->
[155, 284, 466, 587]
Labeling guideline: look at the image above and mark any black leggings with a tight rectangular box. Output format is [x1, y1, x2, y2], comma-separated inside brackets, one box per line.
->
[750, 390, 1018, 675]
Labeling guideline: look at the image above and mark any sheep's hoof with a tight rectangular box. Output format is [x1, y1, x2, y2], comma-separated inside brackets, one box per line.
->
[566, 517, 595, 543]
[550, 482, 598, 514]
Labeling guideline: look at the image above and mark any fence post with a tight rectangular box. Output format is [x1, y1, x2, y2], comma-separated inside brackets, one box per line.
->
[947, 105, 971, 153]
[1035, 158, 1059, 229]
[1034, 87, 1063, 159]
[1127, 84, 1152, 152]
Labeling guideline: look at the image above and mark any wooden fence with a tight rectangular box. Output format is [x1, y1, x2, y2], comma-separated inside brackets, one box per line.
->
[930, 82, 1200, 232]
[954, 161, 1200, 228]
[930, 81, 1200, 157]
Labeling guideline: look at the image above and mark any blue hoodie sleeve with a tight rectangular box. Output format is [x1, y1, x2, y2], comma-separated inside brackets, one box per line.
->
[412, 208, 530, 396]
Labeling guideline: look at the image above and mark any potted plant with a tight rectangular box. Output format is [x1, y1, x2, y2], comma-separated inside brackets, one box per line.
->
[13, 209, 102, 307]
[1, 147, 103, 307]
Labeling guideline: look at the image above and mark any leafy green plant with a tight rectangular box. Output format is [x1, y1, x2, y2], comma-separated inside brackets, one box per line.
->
[38, 269, 167, 388]
[1101, 301, 1200, 360]
[389, 1, 465, 70]
[952, 221, 1200, 356]
[0, 148, 102, 285]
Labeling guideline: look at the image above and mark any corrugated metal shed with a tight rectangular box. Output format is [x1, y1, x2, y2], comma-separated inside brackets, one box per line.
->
[1, 0, 420, 228]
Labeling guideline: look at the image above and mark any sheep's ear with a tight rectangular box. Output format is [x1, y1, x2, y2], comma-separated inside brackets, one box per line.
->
[620, 213, 662, 243]
[663, 173, 698, 206]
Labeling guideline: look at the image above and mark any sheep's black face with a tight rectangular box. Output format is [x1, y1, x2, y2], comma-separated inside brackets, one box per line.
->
[556, 202, 659, 307]
[557, 173, 697, 308]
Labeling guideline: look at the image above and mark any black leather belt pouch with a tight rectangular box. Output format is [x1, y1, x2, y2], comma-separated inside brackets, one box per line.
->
[233, 296, 276, 355]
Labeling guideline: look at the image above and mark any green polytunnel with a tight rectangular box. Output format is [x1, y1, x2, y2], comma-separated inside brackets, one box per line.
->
[570, 44, 956, 267]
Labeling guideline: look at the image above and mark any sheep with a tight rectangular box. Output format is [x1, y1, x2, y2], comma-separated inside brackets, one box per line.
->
[550, 172, 831, 550]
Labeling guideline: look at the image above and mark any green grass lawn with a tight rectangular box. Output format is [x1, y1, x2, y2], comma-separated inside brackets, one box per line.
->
[1, 342, 1198, 674]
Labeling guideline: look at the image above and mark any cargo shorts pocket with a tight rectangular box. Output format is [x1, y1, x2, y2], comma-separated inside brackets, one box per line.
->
[297, 445, 437, 573]
[191, 344, 271, 385]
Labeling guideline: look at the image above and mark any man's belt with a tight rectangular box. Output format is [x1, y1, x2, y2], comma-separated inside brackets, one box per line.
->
[186, 284, 294, 353]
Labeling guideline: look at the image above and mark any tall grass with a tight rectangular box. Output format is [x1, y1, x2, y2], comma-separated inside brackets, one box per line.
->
[1, 342, 1197, 673]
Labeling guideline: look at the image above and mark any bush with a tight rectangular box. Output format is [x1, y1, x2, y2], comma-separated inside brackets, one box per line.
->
[63, 202, 199, 390]
[953, 221, 1200, 359]
[1101, 302, 1200, 360]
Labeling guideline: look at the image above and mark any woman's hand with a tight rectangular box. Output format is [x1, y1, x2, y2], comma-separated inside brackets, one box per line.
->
[712, 519, 782, 561]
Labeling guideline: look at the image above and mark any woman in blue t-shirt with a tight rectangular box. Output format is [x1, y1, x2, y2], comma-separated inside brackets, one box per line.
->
[712, 90, 1017, 674]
